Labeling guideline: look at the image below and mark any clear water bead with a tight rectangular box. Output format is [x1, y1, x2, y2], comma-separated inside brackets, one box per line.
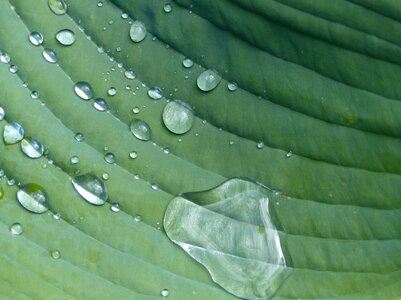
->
[162, 100, 194, 134]
[129, 119, 152, 141]
[121, 12, 129, 19]
[51, 250, 61, 259]
[228, 82, 238, 91]
[42, 48, 58, 63]
[21, 137, 45, 159]
[10, 223, 23, 235]
[163, 147, 170, 154]
[110, 203, 120, 212]
[151, 183, 159, 190]
[256, 141, 264, 149]
[285, 151, 293, 158]
[104, 152, 116, 164]
[161, 289, 169, 297]
[74, 81, 94, 100]
[124, 70, 136, 79]
[17, 183, 48, 214]
[3, 122, 24, 144]
[129, 20, 147, 42]
[74, 132, 84, 142]
[71, 173, 108, 206]
[132, 106, 140, 114]
[48, 0, 67, 15]
[129, 151, 138, 159]
[70, 155, 80, 164]
[148, 87, 163, 100]
[0, 107, 5, 121]
[29, 32, 44, 46]
[93, 98, 108, 111]
[0, 52, 11, 64]
[163, 3, 172, 13]
[107, 87, 117, 96]
[31, 91, 40, 99]
[9, 65, 18, 73]
[53, 212, 61, 220]
[56, 29, 76, 46]
[134, 215, 141, 222]
[197, 70, 221, 91]
[182, 58, 193, 68]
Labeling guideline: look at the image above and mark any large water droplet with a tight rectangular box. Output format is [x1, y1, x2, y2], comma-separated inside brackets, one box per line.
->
[74, 81, 94, 100]
[182, 58, 193, 68]
[0, 52, 11, 64]
[148, 87, 163, 100]
[93, 98, 108, 111]
[162, 100, 194, 134]
[129, 119, 151, 141]
[71, 173, 108, 205]
[29, 32, 44, 46]
[48, 0, 67, 15]
[42, 48, 58, 63]
[124, 70, 136, 80]
[197, 70, 221, 92]
[163, 3, 172, 13]
[55, 29, 76, 46]
[3, 122, 24, 145]
[10, 223, 23, 235]
[0, 107, 5, 121]
[104, 152, 116, 164]
[16, 183, 48, 214]
[129, 21, 147, 42]
[21, 137, 45, 159]
[161, 289, 169, 297]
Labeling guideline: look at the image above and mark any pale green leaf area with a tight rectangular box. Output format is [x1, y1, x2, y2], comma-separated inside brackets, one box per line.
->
[0, 0, 400, 299]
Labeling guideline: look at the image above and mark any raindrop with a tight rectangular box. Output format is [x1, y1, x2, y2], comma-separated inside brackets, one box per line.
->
[110, 202, 120, 212]
[0, 52, 11, 64]
[227, 82, 238, 91]
[74, 81, 94, 100]
[70, 155, 80, 164]
[163, 147, 170, 154]
[107, 87, 117, 96]
[197, 70, 221, 91]
[55, 29, 76, 46]
[132, 106, 140, 114]
[163, 3, 172, 13]
[129, 20, 147, 42]
[48, 0, 67, 15]
[16, 183, 48, 214]
[29, 32, 44, 46]
[162, 100, 194, 134]
[151, 183, 159, 190]
[129, 119, 151, 141]
[182, 58, 193, 68]
[161, 289, 169, 297]
[42, 48, 58, 63]
[71, 173, 108, 206]
[0, 107, 4, 121]
[53, 212, 61, 220]
[74, 132, 84, 142]
[3, 122, 24, 145]
[285, 151, 293, 158]
[9, 65, 18, 73]
[51, 250, 61, 259]
[129, 151, 138, 159]
[93, 98, 108, 111]
[256, 141, 264, 149]
[121, 12, 129, 19]
[124, 70, 136, 79]
[31, 91, 40, 99]
[104, 152, 116, 164]
[10, 223, 23, 235]
[20, 137, 45, 159]
[147, 87, 163, 100]
[134, 215, 141, 222]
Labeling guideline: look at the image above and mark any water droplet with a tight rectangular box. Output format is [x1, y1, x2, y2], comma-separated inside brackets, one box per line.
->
[53, 212, 61, 220]
[132, 106, 140, 114]
[163, 147, 170, 154]
[16, 183, 48, 214]
[121, 12, 129, 19]
[151, 183, 159, 190]
[197, 70, 221, 91]
[162, 100, 194, 134]
[22, 82, 28, 88]
[48, 0, 67, 15]
[70, 155, 80, 164]
[10, 223, 23, 235]
[74, 81, 94, 100]
[129, 20, 147, 42]
[71, 173, 108, 206]
[110, 202, 120, 212]
[31, 91, 40, 99]
[7, 179, 16, 186]
[129, 119, 151, 141]
[55, 29, 76, 46]
[182, 58, 193, 68]
[102, 172, 109, 180]
[227, 82, 238, 91]
[0, 52, 11, 64]
[3, 122, 24, 145]
[42, 48, 58, 63]
[147, 87, 163, 100]
[134, 174, 140, 180]
[161, 289, 169, 297]
[107, 87, 117, 96]
[163, 3, 172, 13]
[134, 215, 141, 222]
[124, 70, 136, 79]
[29, 32, 44, 46]
[129, 151, 138, 159]
[229, 140, 234, 146]
[256, 141, 264, 149]
[51, 250, 61, 259]
[97, 1, 103, 7]
[104, 152, 116, 164]
[20, 137, 45, 159]
[93, 98, 108, 111]
[74, 132, 84, 142]
[285, 151, 293, 158]
[0, 107, 5, 121]
[9, 65, 18, 73]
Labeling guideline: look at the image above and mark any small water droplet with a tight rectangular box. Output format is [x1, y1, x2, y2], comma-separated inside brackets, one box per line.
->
[7, 179, 15, 186]
[182, 58, 193, 68]
[147, 87, 163, 100]
[10, 223, 23, 235]
[104, 152, 116, 164]
[9, 65, 18, 73]
[22, 82, 28, 88]
[51, 250, 61, 259]
[48, 0, 67, 15]
[29, 32, 44, 46]
[162, 100, 194, 134]
[97, 1, 103, 7]
[134, 215, 141, 222]
[17, 183, 48, 214]
[0, 52, 11, 64]
[74, 132, 84, 142]
[71, 173, 108, 206]
[93, 98, 108, 111]
[134, 174, 140, 180]
[151, 183, 159, 190]
[285, 151, 293, 158]
[256, 141, 264, 149]
[163, 3, 172, 13]
[74, 81, 94, 100]
[227, 82, 238, 91]
[132, 106, 140, 114]
[3, 122, 24, 144]
[130, 20, 147, 42]
[161, 289, 169, 297]
[197, 70, 221, 91]
[102, 172, 109, 180]
[124, 70, 136, 79]
[0, 107, 5, 121]
[130, 119, 151, 141]
[229, 140, 234, 146]
[42, 48, 58, 63]
[110, 202, 120, 212]
[70, 155, 80, 164]
[107, 87, 117, 96]
[55, 29, 76, 46]
[129, 151, 138, 159]
[121, 12, 129, 19]
[163, 147, 170, 154]
[53, 212, 61, 220]
[31, 91, 40, 99]
[21, 137, 45, 159]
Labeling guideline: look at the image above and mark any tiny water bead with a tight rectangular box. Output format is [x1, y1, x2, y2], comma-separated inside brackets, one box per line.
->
[124, 70, 136, 80]
[161, 289, 169, 297]
[29, 32, 44, 46]
[71, 173, 108, 206]
[151, 183, 159, 191]
[51, 250, 61, 259]
[55, 29, 76, 46]
[48, 0, 67, 15]
[121, 12, 129, 19]
[197, 70, 221, 91]
[163, 147, 170, 154]
[182, 58, 193, 68]
[53, 212, 61, 220]
[21, 137, 45, 159]
[110, 202, 120, 212]
[70, 155, 80, 164]
[42, 48, 58, 63]
[97, 1, 103, 7]
[16, 183, 48, 214]
[162, 100, 194, 134]
[0, 107, 5, 120]
[104, 152, 116, 164]
[74, 81, 94, 100]
[130, 119, 152, 141]
[102, 172, 110, 180]
[0, 52, 11, 64]
[107, 87, 117, 96]
[9, 65, 18, 74]
[285, 151, 293, 158]
[10, 223, 23, 235]
[129, 151, 138, 159]
[256, 141, 264, 149]
[163, 3, 172, 13]
[132, 106, 140, 114]
[31, 91, 40, 99]
[227, 82, 238, 91]
[3, 122, 25, 145]
[133, 215, 141, 222]
[147, 86, 163, 100]
[130, 20, 147, 42]
[74, 132, 84, 142]
[93, 98, 108, 111]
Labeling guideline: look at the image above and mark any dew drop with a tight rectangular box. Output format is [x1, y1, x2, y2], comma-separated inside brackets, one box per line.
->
[102, 172, 109, 180]
[182, 58, 193, 68]
[132, 106, 140, 114]
[48, 0, 67, 15]
[16, 183, 48, 214]
[74, 81, 94, 100]
[129, 151, 138, 159]
[197, 70, 221, 91]
[9, 65, 18, 74]
[7, 179, 16, 186]
[134, 174, 140, 180]
[147, 86, 163, 100]
[10, 223, 23, 235]
[93, 98, 108, 111]
[20, 137, 45, 159]
[162, 100, 194, 134]
[104, 152, 116, 164]
[161, 289, 169, 297]
[3, 122, 24, 145]
[31, 91, 40, 99]
[0, 52, 11, 64]
[124, 70, 136, 80]
[151, 183, 159, 190]
[107, 87, 117, 96]
[42, 48, 58, 63]
[0, 107, 5, 121]
[110, 202, 120, 212]
[97, 1, 103, 7]
[70, 155, 80, 164]
[55, 29, 76, 46]
[74, 132, 84, 142]
[256, 141, 264, 149]
[130, 119, 151, 141]
[53, 212, 61, 220]
[285, 151, 293, 158]
[163, 147, 170, 154]
[129, 20, 147, 42]
[71, 173, 108, 206]
[29, 32, 44, 46]
[121, 12, 129, 19]
[163, 3, 172, 13]
[227, 82, 238, 91]
[134, 215, 141, 222]
[51, 250, 61, 259]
